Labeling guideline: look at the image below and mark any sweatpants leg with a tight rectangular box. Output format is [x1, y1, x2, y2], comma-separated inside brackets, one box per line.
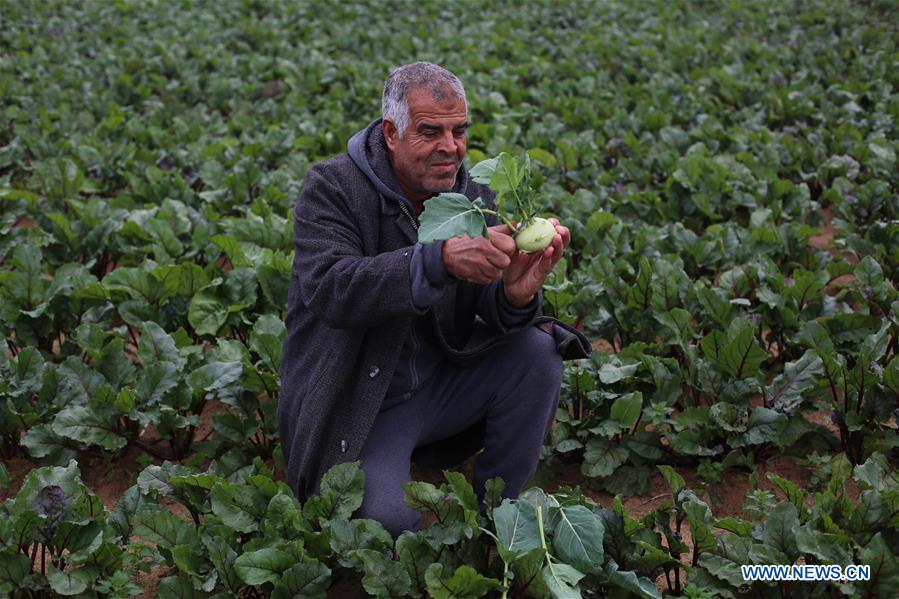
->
[355, 398, 422, 537]
[356, 325, 563, 537]
[418, 326, 563, 501]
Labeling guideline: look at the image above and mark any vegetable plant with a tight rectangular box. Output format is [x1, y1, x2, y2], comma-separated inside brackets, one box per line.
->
[418, 153, 558, 253]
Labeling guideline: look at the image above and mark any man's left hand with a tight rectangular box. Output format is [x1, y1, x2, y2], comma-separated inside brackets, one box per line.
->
[503, 218, 571, 308]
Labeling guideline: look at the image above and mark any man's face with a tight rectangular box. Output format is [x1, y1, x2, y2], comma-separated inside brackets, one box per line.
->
[384, 88, 468, 204]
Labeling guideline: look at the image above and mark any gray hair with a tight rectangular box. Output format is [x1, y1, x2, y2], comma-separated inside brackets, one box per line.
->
[382, 62, 467, 139]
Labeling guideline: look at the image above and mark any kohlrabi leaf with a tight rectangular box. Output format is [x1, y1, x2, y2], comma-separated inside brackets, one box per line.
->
[549, 504, 605, 574]
[418, 193, 488, 244]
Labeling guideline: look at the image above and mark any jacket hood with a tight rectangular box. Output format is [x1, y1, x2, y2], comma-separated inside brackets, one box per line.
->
[347, 118, 471, 209]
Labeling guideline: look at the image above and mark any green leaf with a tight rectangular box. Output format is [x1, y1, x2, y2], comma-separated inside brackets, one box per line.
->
[752, 502, 799, 563]
[133, 510, 195, 549]
[50, 406, 127, 451]
[188, 287, 228, 337]
[610, 392, 643, 429]
[0, 553, 32, 587]
[328, 519, 392, 569]
[443, 470, 479, 512]
[628, 258, 652, 309]
[234, 547, 295, 586]
[493, 500, 543, 560]
[549, 505, 605, 574]
[354, 549, 413, 599]
[765, 350, 823, 413]
[857, 533, 899, 596]
[682, 500, 717, 554]
[766, 473, 810, 521]
[598, 361, 639, 384]
[303, 461, 364, 523]
[210, 482, 266, 534]
[799, 321, 834, 355]
[730, 407, 788, 448]
[47, 565, 94, 596]
[657, 465, 685, 497]
[469, 152, 524, 198]
[582, 438, 628, 478]
[425, 563, 501, 599]
[602, 562, 662, 599]
[418, 193, 488, 244]
[701, 318, 767, 379]
[138, 321, 184, 369]
[542, 561, 584, 599]
[272, 560, 331, 599]
[202, 531, 240, 593]
[794, 525, 852, 565]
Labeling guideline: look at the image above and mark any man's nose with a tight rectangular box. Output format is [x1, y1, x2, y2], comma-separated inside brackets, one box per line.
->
[437, 130, 457, 154]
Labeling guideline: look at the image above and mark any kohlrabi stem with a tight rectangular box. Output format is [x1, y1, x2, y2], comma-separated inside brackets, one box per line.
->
[481, 208, 519, 231]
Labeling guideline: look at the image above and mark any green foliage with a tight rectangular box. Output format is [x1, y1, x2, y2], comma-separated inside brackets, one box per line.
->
[1, 0, 898, 595]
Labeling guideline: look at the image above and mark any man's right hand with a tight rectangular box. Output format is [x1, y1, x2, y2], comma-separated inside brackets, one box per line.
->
[442, 225, 516, 284]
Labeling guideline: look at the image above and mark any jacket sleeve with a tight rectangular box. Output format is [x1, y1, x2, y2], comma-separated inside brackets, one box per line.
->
[476, 279, 542, 332]
[292, 165, 427, 329]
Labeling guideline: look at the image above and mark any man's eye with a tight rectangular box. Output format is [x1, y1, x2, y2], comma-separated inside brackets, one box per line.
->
[453, 128, 467, 137]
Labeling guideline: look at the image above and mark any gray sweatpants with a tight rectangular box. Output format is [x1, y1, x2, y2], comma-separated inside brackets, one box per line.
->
[356, 325, 564, 537]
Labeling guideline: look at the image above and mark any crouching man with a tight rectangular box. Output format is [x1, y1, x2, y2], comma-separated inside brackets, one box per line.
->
[279, 61, 590, 537]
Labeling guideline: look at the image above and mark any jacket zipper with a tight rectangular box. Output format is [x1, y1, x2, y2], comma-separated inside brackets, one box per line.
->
[398, 200, 419, 232]
[397, 198, 421, 396]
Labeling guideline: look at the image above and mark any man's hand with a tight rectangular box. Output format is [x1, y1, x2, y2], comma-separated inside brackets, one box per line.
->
[443, 225, 516, 284]
[503, 218, 570, 308]
[442, 219, 571, 306]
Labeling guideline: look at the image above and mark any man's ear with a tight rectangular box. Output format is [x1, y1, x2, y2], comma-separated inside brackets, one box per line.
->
[382, 119, 399, 152]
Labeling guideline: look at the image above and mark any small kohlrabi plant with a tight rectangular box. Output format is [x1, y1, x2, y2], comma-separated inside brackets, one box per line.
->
[418, 152, 557, 253]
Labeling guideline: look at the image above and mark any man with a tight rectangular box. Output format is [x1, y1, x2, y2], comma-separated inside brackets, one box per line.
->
[279, 62, 590, 537]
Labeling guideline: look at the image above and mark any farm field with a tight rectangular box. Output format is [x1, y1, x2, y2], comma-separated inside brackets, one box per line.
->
[1, 1, 898, 597]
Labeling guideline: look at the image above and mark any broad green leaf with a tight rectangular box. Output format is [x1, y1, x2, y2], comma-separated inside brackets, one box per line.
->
[701, 319, 767, 379]
[396, 532, 435, 594]
[730, 407, 788, 448]
[303, 461, 364, 523]
[354, 549, 413, 599]
[137, 322, 183, 369]
[188, 286, 229, 337]
[542, 561, 584, 599]
[210, 482, 266, 534]
[47, 565, 94, 596]
[857, 533, 899, 596]
[582, 438, 628, 478]
[133, 510, 195, 549]
[262, 493, 307, 539]
[602, 562, 662, 599]
[765, 350, 823, 413]
[610, 392, 643, 429]
[50, 406, 127, 451]
[201, 528, 240, 589]
[752, 502, 799, 563]
[549, 504, 605, 574]
[234, 547, 295, 586]
[418, 193, 488, 244]
[598, 361, 639, 384]
[794, 526, 852, 565]
[493, 500, 543, 559]
[425, 563, 501, 599]
[0, 553, 32, 587]
[272, 560, 331, 599]
[328, 519, 392, 569]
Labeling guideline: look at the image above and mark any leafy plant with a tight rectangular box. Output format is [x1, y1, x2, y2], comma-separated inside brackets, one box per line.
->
[419, 153, 558, 253]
